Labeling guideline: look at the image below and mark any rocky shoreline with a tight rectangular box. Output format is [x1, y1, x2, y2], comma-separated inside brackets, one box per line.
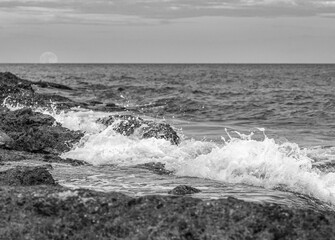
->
[1, 72, 335, 239]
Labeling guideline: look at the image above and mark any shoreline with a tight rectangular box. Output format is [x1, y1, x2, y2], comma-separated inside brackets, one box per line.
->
[1, 71, 335, 239]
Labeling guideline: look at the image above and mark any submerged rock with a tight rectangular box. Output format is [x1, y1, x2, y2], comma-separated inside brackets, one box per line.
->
[0, 166, 55, 186]
[97, 114, 180, 145]
[135, 162, 173, 175]
[0, 108, 83, 154]
[32, 81, 73, 90]
[168, 185, 202, 195]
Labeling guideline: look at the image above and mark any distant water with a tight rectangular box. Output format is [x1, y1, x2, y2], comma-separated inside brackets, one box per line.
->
[2, 64, 335, 211]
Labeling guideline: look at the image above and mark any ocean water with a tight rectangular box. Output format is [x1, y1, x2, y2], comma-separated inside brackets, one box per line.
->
[1, 64, 335, 210]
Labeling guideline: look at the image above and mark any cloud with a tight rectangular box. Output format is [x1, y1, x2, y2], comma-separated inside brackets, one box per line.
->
[0, 0, 335, 26]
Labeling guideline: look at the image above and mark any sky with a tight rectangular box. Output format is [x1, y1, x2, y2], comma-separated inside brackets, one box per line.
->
[0, 0, 335, 63]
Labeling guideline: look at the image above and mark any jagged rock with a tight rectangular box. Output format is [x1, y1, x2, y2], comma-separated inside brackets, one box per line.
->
[0, 166, 55, 186]
[97, 114, 180, 145]
[0, 72, 128, 112]
[0, 72, 81, 110]
[0, 72, 35, 104]
[168, 185, 202, 195]
[0, 108, 83, 154]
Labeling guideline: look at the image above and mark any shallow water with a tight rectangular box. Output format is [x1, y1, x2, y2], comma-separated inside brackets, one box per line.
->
[2, 63, 335, 210]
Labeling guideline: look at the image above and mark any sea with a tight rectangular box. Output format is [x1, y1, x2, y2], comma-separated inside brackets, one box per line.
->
[1, 63, 335, 211]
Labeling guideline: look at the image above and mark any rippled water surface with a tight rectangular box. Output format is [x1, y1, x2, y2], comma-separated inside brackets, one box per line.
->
[2, 64, 335, 210]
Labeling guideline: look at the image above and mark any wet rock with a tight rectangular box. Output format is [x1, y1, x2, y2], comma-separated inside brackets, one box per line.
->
[103, 103, 127, 111]
[0, 72, 81, 110]
[0, 149, 26, 162]
[168, 185, 202, 195]
[135, 162, 173, 175]
[42, 154, 89, 166]
[0, 148, 88, 166]
[98, 115, 143, 135]
[32, 81, 73, 90]
[0, 130, 13, 148]
[87, 100, 103, 105]
[0, 72, 33, 94]
[0, 72, 35, 104]
[1, 187, 335, 239]
[97, 114, 180, 145]
[0, 166, 55, 186]
[1, 72, 128, 112]
[0, 108, 83, 154]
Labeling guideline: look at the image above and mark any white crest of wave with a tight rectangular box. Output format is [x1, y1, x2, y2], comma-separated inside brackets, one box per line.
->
[62, 124, 216, 166]
[175, 136, 335, 204]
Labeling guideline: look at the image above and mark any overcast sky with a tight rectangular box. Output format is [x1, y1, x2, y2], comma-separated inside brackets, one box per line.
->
[1, 0, 335, 63]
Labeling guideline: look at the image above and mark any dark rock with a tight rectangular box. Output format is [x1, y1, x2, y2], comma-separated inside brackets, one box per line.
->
[42, 154, 89, 166]
[0, 130, 13, 147]
[168, 185, 202, 195]
[1, 186, 335, 239]
[0, 149, 26, 162]
[89, 105, 127, 112]
[0, 148, 88, 166]
[0, 108, 83, 154]
[97, 114, 180, 145]
[0, 72, 81, 110]
[103, 102, 127, 111]
[135, 162, 173, 175]
[87, 100, 103, 105]
[0, 72, 35, 105]
[0, 166, 55, 186]
[0, 72, 33, 94]
[32, 81, 73, 90]
[98, 115, 143, 135]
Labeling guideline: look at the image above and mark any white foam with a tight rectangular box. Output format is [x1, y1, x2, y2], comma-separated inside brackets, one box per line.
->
[3, 100, 335, 205]
[62, 125, 217, 166]
[174, 136, 335, 204]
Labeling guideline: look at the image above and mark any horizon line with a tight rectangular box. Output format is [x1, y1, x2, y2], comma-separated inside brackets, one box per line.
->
[1, 62, 335, 65]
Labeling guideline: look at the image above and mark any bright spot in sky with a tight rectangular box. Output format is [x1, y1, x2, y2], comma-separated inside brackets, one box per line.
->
[39, 52, 58, 64]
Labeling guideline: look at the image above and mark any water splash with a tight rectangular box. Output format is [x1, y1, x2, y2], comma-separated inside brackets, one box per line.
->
[3, 100, 335, 205]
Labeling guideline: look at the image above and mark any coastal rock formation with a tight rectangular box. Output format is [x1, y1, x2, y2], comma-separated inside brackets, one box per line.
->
[97, 114, 180, 145]
[0, 166, 55, 186]
[0, 72, 80, 110]
[0, 72, 127, 112]
[0, 107, 83, 154]
[168, 185, 202, 195]
[1, 186, 335, 239]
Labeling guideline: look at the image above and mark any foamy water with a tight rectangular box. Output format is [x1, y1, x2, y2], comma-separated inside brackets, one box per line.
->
[16, 104, 333, 206]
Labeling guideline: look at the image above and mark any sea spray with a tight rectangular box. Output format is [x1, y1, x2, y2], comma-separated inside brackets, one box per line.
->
[60, 113, 335, 205]
[174, 133, 335, 205]
[3, 100, 335, 205]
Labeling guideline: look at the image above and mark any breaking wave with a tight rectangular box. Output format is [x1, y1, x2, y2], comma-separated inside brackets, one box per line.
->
[3, 101, 335, 205]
